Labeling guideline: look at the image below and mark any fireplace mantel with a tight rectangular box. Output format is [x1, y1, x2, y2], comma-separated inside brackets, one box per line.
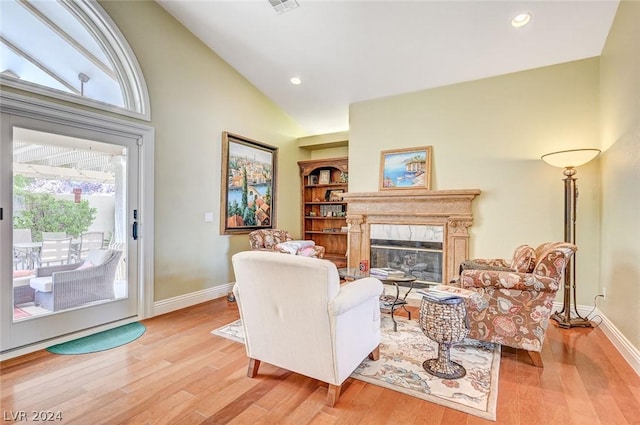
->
[342, 189, 481, 283]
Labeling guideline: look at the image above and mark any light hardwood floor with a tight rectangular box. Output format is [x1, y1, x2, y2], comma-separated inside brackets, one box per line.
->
[1, 298, 639, 425]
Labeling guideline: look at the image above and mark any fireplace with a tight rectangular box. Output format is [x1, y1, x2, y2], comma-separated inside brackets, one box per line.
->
[370, 224, 443, 287]
[341, 189, 480, 285]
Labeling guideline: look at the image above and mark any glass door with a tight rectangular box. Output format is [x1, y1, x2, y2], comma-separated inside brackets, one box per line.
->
[1, 114, 140, 352]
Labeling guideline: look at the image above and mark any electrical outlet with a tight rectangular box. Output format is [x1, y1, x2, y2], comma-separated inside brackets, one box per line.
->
[602, 287, 607, 299]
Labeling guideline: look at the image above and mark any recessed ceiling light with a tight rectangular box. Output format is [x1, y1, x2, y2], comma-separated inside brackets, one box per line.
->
[290, 77, 301, 85]
[511, 12, 532, 28]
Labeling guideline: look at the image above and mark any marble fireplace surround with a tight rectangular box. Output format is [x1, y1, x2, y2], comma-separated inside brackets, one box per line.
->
[341, 189, 481, 284]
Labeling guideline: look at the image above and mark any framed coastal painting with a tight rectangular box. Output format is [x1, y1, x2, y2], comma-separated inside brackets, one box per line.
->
[220, 132, 278, 235]
[379, 146, 432, 190]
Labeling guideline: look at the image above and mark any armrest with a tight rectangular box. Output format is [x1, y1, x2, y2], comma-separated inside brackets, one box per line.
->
[328, 277, 383, 316]
[35, 262, 81, 277]
[460, 270, 560, 293]
[51, 264, 106, 283]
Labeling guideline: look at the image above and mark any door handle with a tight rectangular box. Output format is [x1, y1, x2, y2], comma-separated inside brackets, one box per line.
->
[132, 209, 138, 240]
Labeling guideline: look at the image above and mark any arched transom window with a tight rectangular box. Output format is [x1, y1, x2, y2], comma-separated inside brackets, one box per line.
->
[0, 0, 150, 120]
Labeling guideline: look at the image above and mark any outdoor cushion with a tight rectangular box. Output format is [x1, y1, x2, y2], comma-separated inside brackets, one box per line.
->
[30, 276, 53, 292]
[13, 269, 34, 278]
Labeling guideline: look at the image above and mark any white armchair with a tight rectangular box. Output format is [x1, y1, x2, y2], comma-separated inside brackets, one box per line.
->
[232, 250, 383, 407]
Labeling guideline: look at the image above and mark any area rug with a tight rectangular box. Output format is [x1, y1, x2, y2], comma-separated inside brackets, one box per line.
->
[47, 322, 146, 355]
[211, 316, 500, 420]
[13, 306, 31, 320]
[14, 303, 52, 319]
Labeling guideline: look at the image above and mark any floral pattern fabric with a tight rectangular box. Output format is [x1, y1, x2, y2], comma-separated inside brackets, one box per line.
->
[248, 229, 325, 258]
[448, 242, 576, 354]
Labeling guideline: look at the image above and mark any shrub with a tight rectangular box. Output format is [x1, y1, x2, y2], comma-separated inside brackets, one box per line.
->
[14, 192, 97, 240]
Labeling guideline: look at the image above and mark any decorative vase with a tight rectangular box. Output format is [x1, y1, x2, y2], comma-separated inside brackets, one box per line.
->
[419, 295, 469, 379]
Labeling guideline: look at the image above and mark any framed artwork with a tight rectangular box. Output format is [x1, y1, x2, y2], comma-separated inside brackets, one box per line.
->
[379, 146, 432, 190]
[318, 169, 331, 184]
[220, 132, 278, 235]
[325, 189, 344, 202]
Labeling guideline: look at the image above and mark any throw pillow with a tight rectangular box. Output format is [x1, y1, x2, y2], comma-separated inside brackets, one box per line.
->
[76, 260, 95, 270]
[275, 240, 316, 255]
[510, 245, 536, 273]
[86, 249, 112, 266]
[460, 260, 514, 272]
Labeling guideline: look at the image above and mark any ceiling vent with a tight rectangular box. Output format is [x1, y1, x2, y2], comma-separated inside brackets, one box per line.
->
[268, 0, 299, 15]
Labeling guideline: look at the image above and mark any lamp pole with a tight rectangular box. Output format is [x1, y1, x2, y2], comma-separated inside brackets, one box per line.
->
[550, 168, 591, 328]
[541, 148, 600, 329]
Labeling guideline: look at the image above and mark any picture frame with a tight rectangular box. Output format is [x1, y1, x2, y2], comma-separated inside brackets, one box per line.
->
[308, 175, 318, 185]
[220, 132, 278, 235]
[325, 188, 344, 202]
[318, 169, 331, 185]
[379, 146, 432, 190]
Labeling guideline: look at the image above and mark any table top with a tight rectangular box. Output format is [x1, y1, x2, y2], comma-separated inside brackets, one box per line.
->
[338, 267, 416, 282]
[13, 242, 42, 249]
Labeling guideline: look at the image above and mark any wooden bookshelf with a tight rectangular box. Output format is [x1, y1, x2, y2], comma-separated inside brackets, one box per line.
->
[298, 157, 348, 267]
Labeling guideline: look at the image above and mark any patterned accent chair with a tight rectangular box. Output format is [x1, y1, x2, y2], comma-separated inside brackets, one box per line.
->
[248, 229, 325, 258]
[438, 242, 577, 367]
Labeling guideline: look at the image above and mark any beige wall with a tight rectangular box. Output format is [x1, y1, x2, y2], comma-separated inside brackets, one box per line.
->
[599, 1, 640, 350]
[349, 58, 602, 307]
[100, 1, 307, 300]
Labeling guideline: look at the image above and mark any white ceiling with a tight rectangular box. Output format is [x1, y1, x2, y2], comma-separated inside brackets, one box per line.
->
[157, 0, 619, 135]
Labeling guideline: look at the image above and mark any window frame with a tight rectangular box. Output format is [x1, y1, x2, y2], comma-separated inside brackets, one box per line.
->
[0, 0, 150, 121]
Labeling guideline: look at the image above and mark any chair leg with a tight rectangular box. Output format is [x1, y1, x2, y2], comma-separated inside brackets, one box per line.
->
[247, 358, 261, 377]
[528, 350, 544, 368]
[327, 384, 342, 407]
[368, 344, 380, 361]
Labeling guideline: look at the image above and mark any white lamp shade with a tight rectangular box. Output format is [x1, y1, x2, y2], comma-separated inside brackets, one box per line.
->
[541, 148, 601, 168]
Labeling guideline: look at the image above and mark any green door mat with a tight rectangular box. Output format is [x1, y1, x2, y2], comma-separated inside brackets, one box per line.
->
[47, 322, 146, 355]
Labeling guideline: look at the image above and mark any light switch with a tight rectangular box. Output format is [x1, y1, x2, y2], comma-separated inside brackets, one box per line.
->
[204, 212, 214, 223]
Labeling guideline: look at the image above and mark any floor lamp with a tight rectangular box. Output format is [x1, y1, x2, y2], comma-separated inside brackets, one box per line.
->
[541, 148, 600, 329]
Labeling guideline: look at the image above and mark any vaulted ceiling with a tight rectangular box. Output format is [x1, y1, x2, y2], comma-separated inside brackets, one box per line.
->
[157, 0, 620, 135]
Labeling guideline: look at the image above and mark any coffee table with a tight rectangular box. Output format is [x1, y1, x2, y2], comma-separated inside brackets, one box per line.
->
[338, 268, 417, 331]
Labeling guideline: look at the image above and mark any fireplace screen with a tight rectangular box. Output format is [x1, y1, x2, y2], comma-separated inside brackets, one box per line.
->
[369, 224, 443, 286]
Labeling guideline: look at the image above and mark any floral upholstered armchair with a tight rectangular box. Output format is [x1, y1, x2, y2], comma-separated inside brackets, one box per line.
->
[437, 242, 576, 367]
[248, 229, 325, 258]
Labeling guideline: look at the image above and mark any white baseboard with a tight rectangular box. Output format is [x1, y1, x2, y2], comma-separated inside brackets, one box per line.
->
[583, 306, 640, 376]
[153, 282, 235, 317]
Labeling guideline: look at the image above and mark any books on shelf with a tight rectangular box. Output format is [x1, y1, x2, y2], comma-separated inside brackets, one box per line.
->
[370, 267, 404, 278]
